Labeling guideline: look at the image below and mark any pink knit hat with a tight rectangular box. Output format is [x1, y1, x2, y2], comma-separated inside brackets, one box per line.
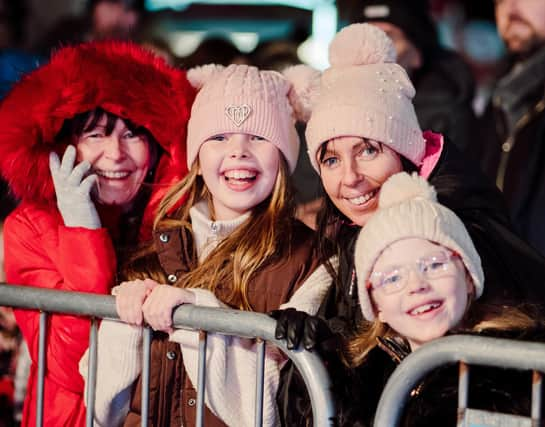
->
[186, 63, 320, 173]
[305, 23, 426, 172]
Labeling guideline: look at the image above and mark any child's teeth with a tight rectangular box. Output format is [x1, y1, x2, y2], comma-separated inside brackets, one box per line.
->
[225, 170, 256, 180]
[411, 302, 440, 315]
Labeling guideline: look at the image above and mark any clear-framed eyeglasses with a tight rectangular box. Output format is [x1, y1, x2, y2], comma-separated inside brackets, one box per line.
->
[367, 250, 461, 295]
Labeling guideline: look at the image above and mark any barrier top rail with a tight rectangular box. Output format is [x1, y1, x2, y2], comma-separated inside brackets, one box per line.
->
[374, 334, 545, 427]
[0, 283, 336, 427]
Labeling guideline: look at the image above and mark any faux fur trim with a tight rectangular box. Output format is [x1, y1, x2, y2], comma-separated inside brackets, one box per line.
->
[0, 40, 196, 219]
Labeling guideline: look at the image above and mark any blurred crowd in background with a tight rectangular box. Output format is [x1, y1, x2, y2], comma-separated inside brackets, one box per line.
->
[0, 0, 505, 105]
[0, 0, 538, 425]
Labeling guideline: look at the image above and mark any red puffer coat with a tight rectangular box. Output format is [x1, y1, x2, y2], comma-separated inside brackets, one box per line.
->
[4, 206, 116, 426]
[0, 41, 195, 426]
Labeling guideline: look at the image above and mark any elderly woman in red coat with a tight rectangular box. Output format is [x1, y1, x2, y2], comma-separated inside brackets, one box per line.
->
[0, 41, 195, 427]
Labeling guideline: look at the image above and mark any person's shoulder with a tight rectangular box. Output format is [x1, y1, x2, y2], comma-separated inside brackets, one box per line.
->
[458, 303, 545, 342]
[429, 139, 506, 207]
[4, 202, 60, 233]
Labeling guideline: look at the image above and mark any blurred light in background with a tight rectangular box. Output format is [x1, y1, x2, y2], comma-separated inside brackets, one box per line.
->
[462, 20, 505, 65]
[166, 29, 260, 56]
[146, 0, 326, 11]
[298, 1, 337, 69]
[145, 0, 337, 69]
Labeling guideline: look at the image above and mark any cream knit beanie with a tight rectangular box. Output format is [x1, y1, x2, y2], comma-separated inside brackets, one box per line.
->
[305, 23, 426, 172]
[354, 172, 484, 321]
[186, 63, 320, 173]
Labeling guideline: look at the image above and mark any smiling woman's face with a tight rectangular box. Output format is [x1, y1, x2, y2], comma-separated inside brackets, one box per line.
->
[318, 136, 403, 226]
[75, 115, 151, 207]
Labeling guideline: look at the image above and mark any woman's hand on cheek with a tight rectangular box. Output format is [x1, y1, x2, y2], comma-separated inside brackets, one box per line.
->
[49, 145, 101, 229]
[114, 279, 159, 325]
[142, 286, 196, 333]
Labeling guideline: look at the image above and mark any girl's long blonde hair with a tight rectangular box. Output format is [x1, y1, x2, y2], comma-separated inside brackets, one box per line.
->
[121, 157, 296, 311]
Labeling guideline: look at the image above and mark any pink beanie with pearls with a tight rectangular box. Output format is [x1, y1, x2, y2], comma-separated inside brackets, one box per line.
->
[186, 63, 320, 173]
[305, 23, 426, 172]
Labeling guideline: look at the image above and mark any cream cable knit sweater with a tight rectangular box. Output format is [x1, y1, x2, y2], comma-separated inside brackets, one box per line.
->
[80, 201, 334, 427]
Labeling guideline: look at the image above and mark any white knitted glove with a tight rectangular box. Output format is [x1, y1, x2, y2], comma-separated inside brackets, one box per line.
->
[49, 145, 101, 229]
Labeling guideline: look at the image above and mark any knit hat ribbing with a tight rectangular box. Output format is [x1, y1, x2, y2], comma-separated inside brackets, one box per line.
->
[305, 23, 426, 172]
[354, 172, 484, 321]
[186, 63, 320, 173]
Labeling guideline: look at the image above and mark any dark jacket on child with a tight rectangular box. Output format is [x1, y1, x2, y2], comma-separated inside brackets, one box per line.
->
[280, 316, 545, 427]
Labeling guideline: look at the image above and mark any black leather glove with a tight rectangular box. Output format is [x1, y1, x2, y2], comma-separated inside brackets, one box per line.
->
[270, 308, 334, 352]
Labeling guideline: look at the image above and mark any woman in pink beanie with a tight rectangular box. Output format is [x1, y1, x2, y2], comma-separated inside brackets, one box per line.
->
[275, 23, 545, 425]
[82, 63, 334, 427]
[276, 22, 545, 338]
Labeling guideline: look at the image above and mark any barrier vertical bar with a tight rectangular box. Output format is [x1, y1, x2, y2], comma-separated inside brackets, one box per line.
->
[86, 318, 98, 427]
[254, 339, 265, 427]
[532, 370, 542, 426]
[36, 311, 47, 427]
[457, 361, 470, 425]
[141, 327, 152, 427]
[196, 331, 208, 427]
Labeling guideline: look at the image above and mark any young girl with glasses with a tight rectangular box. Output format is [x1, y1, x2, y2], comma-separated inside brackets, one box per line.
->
[353, 171, 484, 354]
[331, 172, 542, 426]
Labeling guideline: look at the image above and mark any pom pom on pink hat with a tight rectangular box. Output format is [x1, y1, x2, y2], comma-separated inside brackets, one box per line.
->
[304, 23, 426, 172]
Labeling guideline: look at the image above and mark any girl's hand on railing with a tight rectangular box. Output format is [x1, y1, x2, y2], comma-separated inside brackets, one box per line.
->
[114, 279, 159, 325]
[142, 286, 196, 333]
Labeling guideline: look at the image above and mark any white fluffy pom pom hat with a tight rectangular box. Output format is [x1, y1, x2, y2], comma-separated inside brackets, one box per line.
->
[305, 23, 426, 172]
[185, 63, 321, 173]
[354, 172, 484, 321]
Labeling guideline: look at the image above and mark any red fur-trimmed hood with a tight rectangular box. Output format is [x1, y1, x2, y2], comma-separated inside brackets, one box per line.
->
[0, 41, 195, 222]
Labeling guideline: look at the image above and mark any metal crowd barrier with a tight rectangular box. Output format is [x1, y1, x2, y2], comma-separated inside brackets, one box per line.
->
[374, 335, 545, 427]
[0, 284, 335, 427]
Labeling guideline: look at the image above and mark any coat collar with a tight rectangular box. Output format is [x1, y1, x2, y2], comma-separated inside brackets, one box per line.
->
[419, 131, 444, 179]
[376, 336, 411, 364]
[189, 200, 251, 262]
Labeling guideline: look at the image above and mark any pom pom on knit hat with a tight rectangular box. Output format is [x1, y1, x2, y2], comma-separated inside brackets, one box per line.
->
[329, 23, 397, 67]
[354, 172, 484, 321]
[283, 64, 321, 123]
[186, 63, 318, 173]
[305, 23, 425, 173]
[378, 170, 436, 208]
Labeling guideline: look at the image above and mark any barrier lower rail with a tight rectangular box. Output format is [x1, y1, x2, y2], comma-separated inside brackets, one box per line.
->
[374, 335, 545, 426]
[0, 284, 335, 427]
